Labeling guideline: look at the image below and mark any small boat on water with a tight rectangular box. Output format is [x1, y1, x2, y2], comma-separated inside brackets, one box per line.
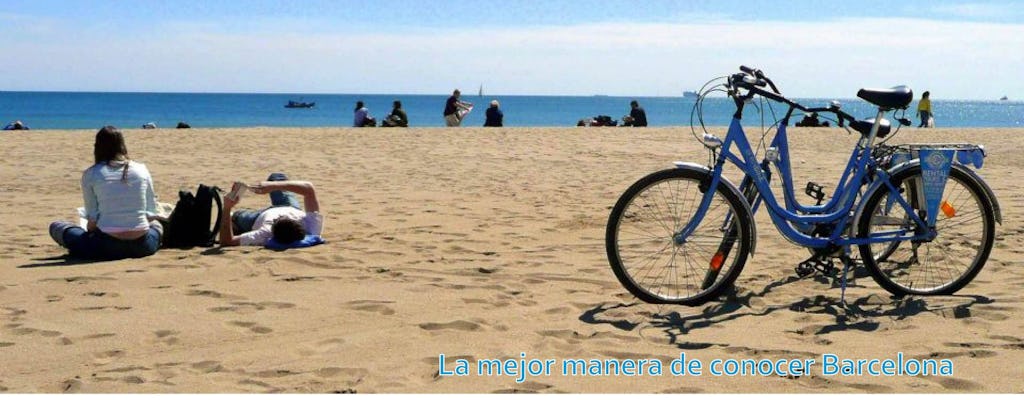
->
[1000, 96, 1009, 101]
[285, 100, 316, 108]
[683, 91, 699, 98]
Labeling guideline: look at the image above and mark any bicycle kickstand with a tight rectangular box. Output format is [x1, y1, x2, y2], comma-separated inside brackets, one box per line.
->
[838, 249, 855, 309]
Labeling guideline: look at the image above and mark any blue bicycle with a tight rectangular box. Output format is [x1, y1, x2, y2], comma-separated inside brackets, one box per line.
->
[606, 66, 1001, 305]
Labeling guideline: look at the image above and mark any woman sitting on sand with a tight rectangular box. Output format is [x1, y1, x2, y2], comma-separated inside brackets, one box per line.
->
[48, 126, 163, 260]
[353, 101, 375, 127]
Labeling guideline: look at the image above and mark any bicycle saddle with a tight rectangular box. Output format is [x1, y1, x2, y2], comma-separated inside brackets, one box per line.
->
[857, 86, 913, 110]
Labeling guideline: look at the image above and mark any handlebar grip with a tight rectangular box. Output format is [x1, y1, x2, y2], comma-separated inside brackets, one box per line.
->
[740, 65, 765, 79]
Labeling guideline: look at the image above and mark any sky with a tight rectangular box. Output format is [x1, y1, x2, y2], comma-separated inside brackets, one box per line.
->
[1, 0, 1022, 99]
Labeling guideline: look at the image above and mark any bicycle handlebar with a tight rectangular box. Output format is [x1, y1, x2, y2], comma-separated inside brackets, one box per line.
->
[738, 65, 780, 94]
[730, 68, 858, 126]
[739, 65, 759, 77]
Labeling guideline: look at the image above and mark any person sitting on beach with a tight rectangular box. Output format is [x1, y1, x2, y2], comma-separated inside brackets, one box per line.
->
[443, 89, 472, 127]
[3, 120, 29, 130]
[484, 100, 503, 127]
[48, 126, 163, 260]
[381, 100, 409, 127]
[624, 100, 648, 127]
[795, 112, 823, 127]
[353, 101, 375, 127]
[219, 173, 323, 247]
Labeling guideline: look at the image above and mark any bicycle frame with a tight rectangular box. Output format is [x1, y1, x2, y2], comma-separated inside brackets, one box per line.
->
[678, 116, 933, 249]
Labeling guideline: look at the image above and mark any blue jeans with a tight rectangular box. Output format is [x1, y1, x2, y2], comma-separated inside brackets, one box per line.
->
[53, 223, 162, 260]
[231, 172, 301, 233]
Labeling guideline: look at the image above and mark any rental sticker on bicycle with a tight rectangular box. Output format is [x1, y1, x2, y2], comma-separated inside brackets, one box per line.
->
[920, 148, 955, 226]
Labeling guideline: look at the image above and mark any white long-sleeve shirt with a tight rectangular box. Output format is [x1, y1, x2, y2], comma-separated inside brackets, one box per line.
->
[81, 160, 157, 234]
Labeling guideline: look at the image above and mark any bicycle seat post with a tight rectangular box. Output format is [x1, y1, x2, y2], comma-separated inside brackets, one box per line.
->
[861, 108, 888, 150]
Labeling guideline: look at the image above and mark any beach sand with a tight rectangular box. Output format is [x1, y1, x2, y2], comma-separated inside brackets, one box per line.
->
[0, 126, 1021, 393]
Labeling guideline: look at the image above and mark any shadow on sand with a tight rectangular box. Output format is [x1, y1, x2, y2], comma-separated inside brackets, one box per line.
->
[580, 273, 995, 350]
[16, 255, 107, 269]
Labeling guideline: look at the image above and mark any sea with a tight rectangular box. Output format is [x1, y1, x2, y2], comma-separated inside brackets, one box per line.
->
[1, 91, 1021, 129]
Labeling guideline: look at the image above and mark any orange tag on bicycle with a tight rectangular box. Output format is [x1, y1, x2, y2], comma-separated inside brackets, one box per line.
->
[940, 200, 956, 218]
[710, 252, 725, 271]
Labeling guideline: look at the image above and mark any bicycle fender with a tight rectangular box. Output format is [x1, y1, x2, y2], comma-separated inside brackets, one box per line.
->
[954, 164, 1002, 224]
[673, 162, 757, 255]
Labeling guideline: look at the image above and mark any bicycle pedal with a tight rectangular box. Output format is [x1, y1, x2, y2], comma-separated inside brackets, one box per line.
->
[804, 181, 826, 205]
[795, 263, 816, 277]
[796, 256, 836, 278]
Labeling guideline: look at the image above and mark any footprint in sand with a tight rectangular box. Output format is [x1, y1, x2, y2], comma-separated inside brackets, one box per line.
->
[61, 379, 82, 393]
[297, 338, 347, 356]
[346, 300, 396, 315]
[227, 321, 273, 334]
[153, 330, 180, 345]
[314, 367, 369, 385]
[236, 378, 275, 391]
[418, 320, 482, 332]
[39, 276, 116, 284]
[208, 301, 296, 314]
[926, 376, 985, 391]
[190, 360, 223, 373]
[492, 381, 554, 393]
[185, 289, 243, 300]
[92, 349, 125, 365]
[252, 369, 298, 378]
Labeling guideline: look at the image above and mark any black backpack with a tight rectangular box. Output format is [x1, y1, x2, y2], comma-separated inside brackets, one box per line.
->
[162, 184, 223, 248]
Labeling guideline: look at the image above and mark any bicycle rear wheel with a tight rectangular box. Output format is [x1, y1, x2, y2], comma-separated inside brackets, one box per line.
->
[606, 168, 753, 305]
[857, 165, 995, 296]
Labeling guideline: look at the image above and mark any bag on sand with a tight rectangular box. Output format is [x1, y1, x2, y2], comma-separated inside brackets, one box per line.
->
[162, 184, 223, 248]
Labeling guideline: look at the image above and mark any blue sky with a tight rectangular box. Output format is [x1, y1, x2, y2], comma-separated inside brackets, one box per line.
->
[2, 0, 1022, 99]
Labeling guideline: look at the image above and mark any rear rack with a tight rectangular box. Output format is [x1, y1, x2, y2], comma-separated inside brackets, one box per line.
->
[877, 143, 986, 169]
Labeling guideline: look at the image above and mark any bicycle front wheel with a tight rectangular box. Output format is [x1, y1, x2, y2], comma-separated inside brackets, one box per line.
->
[857, 165, 995, 296]
[606, 168, 753, 305]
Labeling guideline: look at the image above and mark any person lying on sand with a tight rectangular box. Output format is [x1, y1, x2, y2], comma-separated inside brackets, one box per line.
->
[219, 173, 323, 247]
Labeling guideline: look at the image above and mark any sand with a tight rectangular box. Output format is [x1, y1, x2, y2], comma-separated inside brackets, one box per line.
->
[0, 126, 1021, 393]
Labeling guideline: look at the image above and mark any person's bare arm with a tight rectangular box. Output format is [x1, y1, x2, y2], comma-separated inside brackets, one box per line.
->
[250, 180, 319, 213]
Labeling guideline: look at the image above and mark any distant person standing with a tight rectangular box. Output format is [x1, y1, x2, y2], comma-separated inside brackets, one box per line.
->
[353, 101, 375, 127]
[917, 91, 933, 128]
[625, 100, 648, 127]
[443, 89, 472, 127]
[382, 100, 409, 127]
[484, 100, 503, 127]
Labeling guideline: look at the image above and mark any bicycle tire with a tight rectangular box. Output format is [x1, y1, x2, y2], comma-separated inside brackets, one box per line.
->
[606, 168, 753, 305]
[857, 165, 995, 296]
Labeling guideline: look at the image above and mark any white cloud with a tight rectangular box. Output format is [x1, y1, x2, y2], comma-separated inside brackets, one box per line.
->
[1, 16, 1022, 99]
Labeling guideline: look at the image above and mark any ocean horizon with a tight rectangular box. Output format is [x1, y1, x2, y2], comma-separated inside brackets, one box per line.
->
[2, 91, 1021, 130]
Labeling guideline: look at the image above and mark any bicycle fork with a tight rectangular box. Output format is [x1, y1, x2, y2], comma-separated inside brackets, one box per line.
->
[696, 163, 770, 289]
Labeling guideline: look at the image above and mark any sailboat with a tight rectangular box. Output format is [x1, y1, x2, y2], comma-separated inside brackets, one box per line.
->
[478, 84, 483, 98]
